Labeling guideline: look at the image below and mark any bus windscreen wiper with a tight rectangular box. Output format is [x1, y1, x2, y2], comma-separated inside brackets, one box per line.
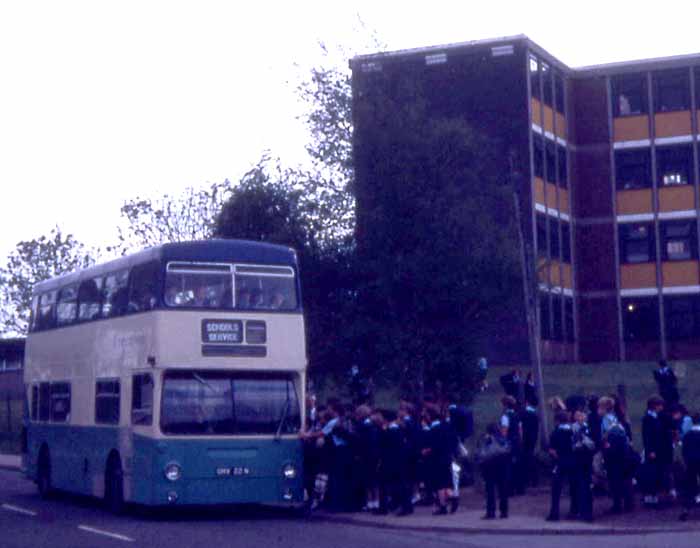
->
[275, 397, 291, 441]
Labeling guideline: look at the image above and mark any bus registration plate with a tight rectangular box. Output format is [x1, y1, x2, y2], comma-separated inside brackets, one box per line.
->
[216, 466, 250, 477]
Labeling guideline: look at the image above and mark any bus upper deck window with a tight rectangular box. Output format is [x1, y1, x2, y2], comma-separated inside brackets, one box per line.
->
[234, 265, 297, 311]
[56, 285, 79, 326]
[37, 291, 57, 330]
[165, 263, 232, 309]
[102, 270, 129, 318]
[78, 277, 103, 321]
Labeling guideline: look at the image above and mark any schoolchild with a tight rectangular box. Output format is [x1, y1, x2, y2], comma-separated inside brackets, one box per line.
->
[546, 411, 575, 521]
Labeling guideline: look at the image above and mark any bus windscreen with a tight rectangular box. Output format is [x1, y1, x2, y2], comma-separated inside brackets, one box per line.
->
[160, 371, 301, 436]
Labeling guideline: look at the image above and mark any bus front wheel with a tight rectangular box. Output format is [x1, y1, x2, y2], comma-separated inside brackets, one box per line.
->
[37, 447, 52, 499]
[104, 453, 125, 515]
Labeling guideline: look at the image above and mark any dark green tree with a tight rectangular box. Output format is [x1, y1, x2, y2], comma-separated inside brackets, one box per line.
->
[353, 81, 522, 401]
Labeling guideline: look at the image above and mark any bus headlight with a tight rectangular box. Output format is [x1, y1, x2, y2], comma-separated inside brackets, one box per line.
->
[282, 464, 297, 480]
[164, 463, 182, 482]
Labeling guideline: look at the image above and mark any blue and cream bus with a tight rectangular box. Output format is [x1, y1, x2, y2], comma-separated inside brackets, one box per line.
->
[23, 240, 306, 512]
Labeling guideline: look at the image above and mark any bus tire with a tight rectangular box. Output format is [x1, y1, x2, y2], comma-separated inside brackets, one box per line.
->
[37, 446, 52, 500]
[104, 453, 125, 515]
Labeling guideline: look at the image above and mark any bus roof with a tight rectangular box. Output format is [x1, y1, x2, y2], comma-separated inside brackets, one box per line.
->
[33, 239, 298, 294]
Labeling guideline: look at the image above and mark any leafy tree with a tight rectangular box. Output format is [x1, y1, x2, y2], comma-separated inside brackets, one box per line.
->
[214, 163, 360, 377]
[115, 181, 231, 253]
[0, 227, 95, 336]
[353, 80, 522, 401]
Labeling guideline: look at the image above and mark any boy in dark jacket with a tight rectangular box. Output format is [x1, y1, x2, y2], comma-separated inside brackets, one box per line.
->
[654, 360, 679, 406]
[547, 411, 575, 521]
[680, 413, 700, 521]
[641, 396, 665, 506]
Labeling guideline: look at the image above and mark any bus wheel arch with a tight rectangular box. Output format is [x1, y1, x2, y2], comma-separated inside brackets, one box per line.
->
[104, 450, 125, 515]
[37, 444, 52, 499]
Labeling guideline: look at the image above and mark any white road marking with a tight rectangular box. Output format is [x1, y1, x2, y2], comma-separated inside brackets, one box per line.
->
[1, 503, 37, 517]
[78, 525, 134, 543]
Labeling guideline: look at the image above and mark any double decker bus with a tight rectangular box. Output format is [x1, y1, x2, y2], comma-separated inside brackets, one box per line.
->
[23, 240, 306, 512]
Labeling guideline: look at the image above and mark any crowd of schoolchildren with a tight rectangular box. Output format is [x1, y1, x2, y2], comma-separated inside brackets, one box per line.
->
[303, 360, 700, 523]
[302, 394, 474, 516]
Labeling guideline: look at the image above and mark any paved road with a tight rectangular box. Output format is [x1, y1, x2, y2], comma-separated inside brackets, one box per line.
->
[1, 468, 699, 548]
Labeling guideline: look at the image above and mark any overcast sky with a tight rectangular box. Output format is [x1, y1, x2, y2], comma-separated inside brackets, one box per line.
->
[2, 0, 700, 263]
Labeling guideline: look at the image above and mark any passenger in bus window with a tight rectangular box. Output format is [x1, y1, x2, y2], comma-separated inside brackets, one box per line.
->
[250, 288, 264, 309]
[269, 291, 286, 310]
[237, 288, 251, 310]
[193, 285, 217, 308]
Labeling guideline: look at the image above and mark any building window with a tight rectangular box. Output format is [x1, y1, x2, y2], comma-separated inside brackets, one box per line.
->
[549, 217, 560, 258]
[654, 69, 690, 113]
[665, 295, 700, 340]
[552, 294, 563, 341]
[533, 135, 544, 178]
[96, 380, 120, 425]
[545, 142, 556, 184]
[619, 223, 655, 263]
[555, 73, 565, 114]
[564, 297, 575, 342]
[536, 214, 548, 258]
[542, 63, 553, 107]
[612, 74, 648, 117]
[561, 222, 571, 263]
[50, 383, 71, 423]
[539, 293, 552, 340]
[557, 146, 567, 188]
[622, 297, 660, 341]
[615, 149, 651, 190]
[661, 220, 697, 261]
[657, 145, 693, 186]
[530, 56, 540, 100]
[132, 374, 153, 426]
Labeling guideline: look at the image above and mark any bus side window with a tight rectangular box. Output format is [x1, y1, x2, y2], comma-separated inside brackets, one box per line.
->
[38, 383, 50, 421]
[96, 379, 120, 425]
[78, 277, 103, 321]
[56, 285, 79, 327]
[131, 374, 153, 426]
[37, 291, 57, 331]
[50, 383, 71, 423]
[31, 385, 39, 421]
[128, 262, 160, 313]
[102, 270, 130, 318]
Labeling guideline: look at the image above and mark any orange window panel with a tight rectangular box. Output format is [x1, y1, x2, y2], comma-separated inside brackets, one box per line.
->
[616, 189, 653, 215]
[655, 111, 692, 138]
[613, 115, 650, 142]
[543, 105, 554, 133]
[549, 260, 562, 286]
[561, 263, 573, 289]
[555, 112, 566, 139]
[658, 185, 695, 212]
[533, 177, 545, 204]
[662, 261, 700, 286]
[620, 263, 657, 289]
[559, 188, 570, 213]
[531, 98, 542, 124]
[545, 182, 558, 209]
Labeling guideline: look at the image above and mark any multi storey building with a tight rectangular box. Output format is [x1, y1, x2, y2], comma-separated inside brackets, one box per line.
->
[351, 35, 700, 364]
